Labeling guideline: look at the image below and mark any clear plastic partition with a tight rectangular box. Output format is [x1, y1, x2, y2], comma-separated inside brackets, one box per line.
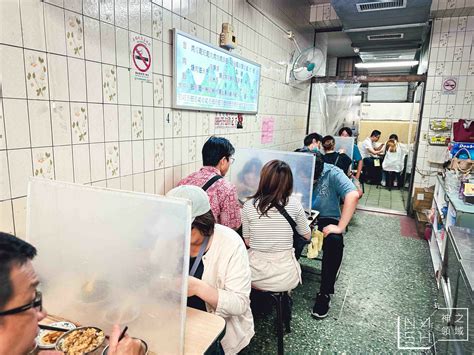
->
[27, 178, 191, 354]
[230, 148, 315, 211]
[333, 136, 355, 160]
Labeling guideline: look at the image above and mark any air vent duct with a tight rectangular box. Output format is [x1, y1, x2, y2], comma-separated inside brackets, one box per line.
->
[367, 33, 404, 40]
[356, 0, 407, 13]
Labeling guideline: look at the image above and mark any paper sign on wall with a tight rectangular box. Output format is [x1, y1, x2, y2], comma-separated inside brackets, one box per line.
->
[261, 117, 275, 144]
[442, 76, 458, 95]
[130, 33, 152, 83]
[214, 114, 244, 129]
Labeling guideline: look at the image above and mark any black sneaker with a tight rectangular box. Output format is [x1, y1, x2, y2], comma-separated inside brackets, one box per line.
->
[311, 293, 331, 319]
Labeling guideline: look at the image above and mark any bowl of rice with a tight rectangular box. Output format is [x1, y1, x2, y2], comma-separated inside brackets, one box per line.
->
[55, 326, 105, 354]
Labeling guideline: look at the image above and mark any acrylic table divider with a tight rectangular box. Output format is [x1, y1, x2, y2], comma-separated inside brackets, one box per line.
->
[333, 136, 355, 161]
[230, 148, 316, 212]
[27, 178, 192, 354]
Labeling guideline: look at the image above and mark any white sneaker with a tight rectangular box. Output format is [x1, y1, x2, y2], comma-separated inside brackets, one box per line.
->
[381, 181, 386, 187]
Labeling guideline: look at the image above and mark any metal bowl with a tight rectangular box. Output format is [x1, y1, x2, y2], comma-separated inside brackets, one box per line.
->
[55, 326, 105, 354]
[101, 338, 148, 355]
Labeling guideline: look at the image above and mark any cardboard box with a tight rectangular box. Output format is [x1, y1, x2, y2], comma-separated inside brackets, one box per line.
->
[415, 211, 430, 238]
[412, 186, 434, 212]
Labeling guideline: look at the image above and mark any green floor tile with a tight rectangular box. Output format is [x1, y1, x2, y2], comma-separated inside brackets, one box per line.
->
[241, 212, 437, 353]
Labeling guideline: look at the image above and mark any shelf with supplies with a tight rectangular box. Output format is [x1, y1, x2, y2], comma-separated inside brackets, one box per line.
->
[428, 118, 452, 146]
[429, 176, 474, 284]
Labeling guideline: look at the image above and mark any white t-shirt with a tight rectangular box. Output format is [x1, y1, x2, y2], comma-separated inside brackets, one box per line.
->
[242, 196, 310, 252]
[361, 137, 375, 159]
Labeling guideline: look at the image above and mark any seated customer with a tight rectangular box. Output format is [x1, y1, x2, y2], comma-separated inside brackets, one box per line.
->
[382, 139, 404, 190]
[361, 130, 384, 158]
[178, 136, 241, 230]
[338, 127, 362, 180]
[295, 133, 323, 153]
[166, 185, 254, 354]
[0, 232, 143, 355]
[242, 160, 311, 292]
[321, 135, 352, 176]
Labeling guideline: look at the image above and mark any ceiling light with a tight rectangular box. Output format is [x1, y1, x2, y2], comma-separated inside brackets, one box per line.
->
[355, 60, 419, 68]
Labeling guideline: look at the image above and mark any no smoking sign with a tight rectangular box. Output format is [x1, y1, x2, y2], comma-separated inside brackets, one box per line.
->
[130, 33, 152, 83]
[442, 76, 458, 95]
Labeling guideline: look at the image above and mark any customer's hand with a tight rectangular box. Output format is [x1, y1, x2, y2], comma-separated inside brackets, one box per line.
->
[322, 224, 343, 237]
[108, 324, 144, 355]
[187, 276, 202, 297]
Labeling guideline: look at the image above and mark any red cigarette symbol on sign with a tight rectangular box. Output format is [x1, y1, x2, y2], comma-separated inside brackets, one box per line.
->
[132, 43, 151, 73]
[443, 79, 456, 91]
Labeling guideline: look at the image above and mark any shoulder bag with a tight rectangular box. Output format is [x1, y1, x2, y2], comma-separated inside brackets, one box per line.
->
[275, 204, 310, 260]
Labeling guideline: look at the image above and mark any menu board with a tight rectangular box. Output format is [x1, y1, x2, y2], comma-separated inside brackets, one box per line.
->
[173, 29, 261, 114]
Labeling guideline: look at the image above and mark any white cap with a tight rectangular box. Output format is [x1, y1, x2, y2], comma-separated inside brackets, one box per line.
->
[166, 185, 211, 221]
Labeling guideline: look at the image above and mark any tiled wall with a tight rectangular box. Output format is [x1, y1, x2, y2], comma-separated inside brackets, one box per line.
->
[414, 15, 474, 188]
[0, 0, 311, 237]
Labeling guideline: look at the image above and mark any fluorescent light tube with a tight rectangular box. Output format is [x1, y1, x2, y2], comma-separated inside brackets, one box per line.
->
[355, 61, 419, 68]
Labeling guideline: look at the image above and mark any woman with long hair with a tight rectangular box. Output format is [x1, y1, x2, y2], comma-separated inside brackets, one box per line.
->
[242, 160, 310, 292]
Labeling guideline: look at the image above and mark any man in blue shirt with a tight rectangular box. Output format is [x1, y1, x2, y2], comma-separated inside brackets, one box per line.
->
[310, 151, 359, 318]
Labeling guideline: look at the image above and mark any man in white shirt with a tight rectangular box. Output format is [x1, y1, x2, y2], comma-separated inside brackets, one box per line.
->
[361, 130, 384, 158]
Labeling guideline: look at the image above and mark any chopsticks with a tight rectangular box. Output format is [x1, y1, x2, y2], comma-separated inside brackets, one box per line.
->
[39, 324, 70, 332]
[118, 326, 128, 341]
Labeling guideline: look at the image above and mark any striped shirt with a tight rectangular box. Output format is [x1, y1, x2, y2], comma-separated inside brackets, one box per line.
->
[242, 196, 310, 252]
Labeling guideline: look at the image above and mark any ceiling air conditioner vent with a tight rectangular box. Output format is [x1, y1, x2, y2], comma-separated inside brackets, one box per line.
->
[367, 33, 404, 40]
[356, 0, 407, 12]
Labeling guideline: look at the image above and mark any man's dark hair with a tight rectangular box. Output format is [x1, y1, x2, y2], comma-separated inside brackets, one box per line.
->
[338, 127, 353, 137]
[0, 233, 37, 310]
[192, 210, 215, 237]
[370, 130, 381, 137]
[304, 133, 323, 147]
[202, 136, 235, 167]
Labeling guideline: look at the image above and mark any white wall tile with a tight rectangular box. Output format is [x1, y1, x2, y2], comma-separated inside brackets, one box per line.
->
[68, 57, 87, 102]
[144, 171, 154, 193]
[1, 45, 26, 99]
[117, 67, 131, 105]
[100, 0, 114, 24]
[115, 0, 129, 29]
[20, 0, 46, 51]
[87, 103, 104, 143]
[144, 140, 155, 171]
[129, 0, 141, 33]
[141, 0, 152, 37]
[83, 0, 99, 19]
[116, 28, 129, 68]
[4, 99, 30, 149]
[133, 173, 144, 192]
[119, 141, 132, 175]
[72, 144, 91, 184]
[45, 4, 66, 55]
[152, 39, 163, 74]
[101, 22, 116, 65]
[64, 0, 82, 12]
[104, 104, 119, 141]
[48, 54, 69, 101]
[0, 151, 11, 201]
[143, 81, 154, 107]
[86, 60, 103, 103]
[155, 168, 165, 195]
[90, 143, 106, 181]
[84, 17, 101, 61]
[143, 107, 154, 139]
[162, 43, 172, 76]
[119, 106, 132, 141]
[1, 0, 22, 46]
[51, 101, 71, 145]
[12, 197, 27, 238]
[130, 73, 143, 105]
[0, 201, 14, 234]
[28, 101, 52, 148]
[132, 141, 144, 173]
[53, 145, 74, 182]
[8, 149, 32, 198]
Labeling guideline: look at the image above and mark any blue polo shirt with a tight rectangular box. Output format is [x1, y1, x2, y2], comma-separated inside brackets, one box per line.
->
[312, 164, 356, 220]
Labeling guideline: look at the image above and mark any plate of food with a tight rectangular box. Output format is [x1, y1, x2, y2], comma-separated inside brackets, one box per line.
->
[36, 321, 76, 349]
[56, 326, 105, 354]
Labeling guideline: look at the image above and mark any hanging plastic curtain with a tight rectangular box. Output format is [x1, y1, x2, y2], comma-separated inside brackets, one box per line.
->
[311, 82, 361, 135]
